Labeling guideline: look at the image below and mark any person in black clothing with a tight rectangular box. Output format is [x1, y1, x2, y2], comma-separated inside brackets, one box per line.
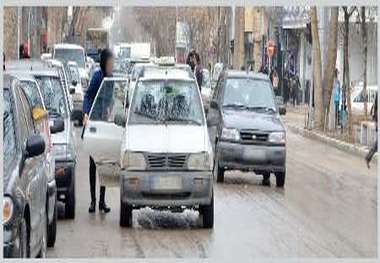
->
[365, 95, 378, 168]
[83, 48, 114, 213]
[193, 53, 203, 90]
[186, 50, 196, 71]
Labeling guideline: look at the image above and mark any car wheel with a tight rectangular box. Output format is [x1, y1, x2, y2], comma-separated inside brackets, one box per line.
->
[216, 161, 225, 183]
[120, 200, 132, 227]
[47, 201, 57, 247]
[37, 214, 47, 258]
[275, 172, 286, 187]
[19, 217, 30, 258]
[200, 193, 214, 229]
[262, 173, 271, 186]
[65, 178, 76, 219]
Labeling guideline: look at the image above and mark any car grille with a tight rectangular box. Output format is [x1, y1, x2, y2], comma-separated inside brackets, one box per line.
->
[146, 154, 188, 169]
[240, 130, 269, 143]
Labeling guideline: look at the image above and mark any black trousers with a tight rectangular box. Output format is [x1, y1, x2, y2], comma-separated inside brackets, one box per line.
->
[89, 156, 106, 203]
[366, 137, 378, 163]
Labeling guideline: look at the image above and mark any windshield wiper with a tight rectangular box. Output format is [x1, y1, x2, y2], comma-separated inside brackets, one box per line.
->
[246, 106, 276, 113]
[166, 117, 202, 126]
[222, 103, 247, 109]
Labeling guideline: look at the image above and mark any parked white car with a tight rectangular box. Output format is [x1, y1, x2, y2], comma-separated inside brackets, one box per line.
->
[67, 61, 84, 125]
[200, 68, 212, 113]
[351, 84, 377, 115]
[53, 43, 90, 91]
[83, 68, 214, 229]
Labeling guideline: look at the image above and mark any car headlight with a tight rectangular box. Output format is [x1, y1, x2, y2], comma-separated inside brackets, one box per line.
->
[187, 152, 211, 170]
[268, 132, 286, 144]
[122, 152, 146, 170]
[221, 128, 240, 141]
[3, 196, 14, 225]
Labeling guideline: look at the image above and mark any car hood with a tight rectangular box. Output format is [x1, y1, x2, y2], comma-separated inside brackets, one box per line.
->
[222, 109, 284, 132]
[51, 118, 72, 145]
[126, 124, 209, 153]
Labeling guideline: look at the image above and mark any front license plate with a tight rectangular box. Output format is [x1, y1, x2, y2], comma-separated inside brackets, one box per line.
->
[244, 149, 266, 160]
[152, 176, 182, 191]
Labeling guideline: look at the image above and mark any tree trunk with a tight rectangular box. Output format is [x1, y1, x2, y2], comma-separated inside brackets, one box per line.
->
[342, 7, 354, 141]
[322, 7, 339, 129]
[361, 7, 368, 120]
[310, 7, 323, 129]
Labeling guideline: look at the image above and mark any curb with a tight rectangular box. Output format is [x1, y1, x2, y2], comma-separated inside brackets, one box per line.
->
[286, 123, 377, 160]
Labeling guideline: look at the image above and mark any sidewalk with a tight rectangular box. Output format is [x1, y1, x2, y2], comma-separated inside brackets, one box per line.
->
[282, 105, 377, 160]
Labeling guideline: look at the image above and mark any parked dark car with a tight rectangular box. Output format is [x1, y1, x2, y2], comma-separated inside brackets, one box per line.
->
[34, 70, 77, 219]
[3, 74, 49, 258]
[207, 70, 287, 187]
[5, 70, 60, 247]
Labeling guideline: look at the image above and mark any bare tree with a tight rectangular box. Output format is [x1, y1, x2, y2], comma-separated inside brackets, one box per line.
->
[342, 6, 357, 141]
[322, 7, 339, 130]
[310, 7, 323, 129]
[361, 7, 368, 120]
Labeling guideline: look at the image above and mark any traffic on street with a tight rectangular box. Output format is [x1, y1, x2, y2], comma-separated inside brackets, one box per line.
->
[2, 5, 378, 259]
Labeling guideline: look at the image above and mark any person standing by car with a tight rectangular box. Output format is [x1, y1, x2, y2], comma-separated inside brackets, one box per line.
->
[193, 52, 203, 91]
[186, 49, 196, 71]
[83, 49, 114, 213]
[365, 95, 377, 168]
[332, 69, 341, 128]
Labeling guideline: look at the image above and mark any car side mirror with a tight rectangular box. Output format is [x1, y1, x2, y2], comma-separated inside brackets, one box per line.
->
[50, 119, 65, 134]
[25, 135, 45, 158]
[114, 112, 126, 127]
[72, 80, 78, 87]
[210, 100, 218, 109]
[279, 106, 286, 115]
[69, 87, 75, 94]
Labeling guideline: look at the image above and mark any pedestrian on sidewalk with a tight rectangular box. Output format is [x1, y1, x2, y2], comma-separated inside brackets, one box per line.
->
[365, 95, 378, 168]
[186, 50, 196, 71]
[193, 52, 203, 91]
[83, 48, 114, 214]
[270, 67, 279, 94]
[332, 69, 341, 128]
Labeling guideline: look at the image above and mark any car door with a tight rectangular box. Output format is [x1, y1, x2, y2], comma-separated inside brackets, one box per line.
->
[83, 79, 126, 182]
[14, 85, 46, 256]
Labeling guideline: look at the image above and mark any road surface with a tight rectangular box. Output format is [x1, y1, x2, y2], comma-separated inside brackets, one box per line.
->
[47, 126, 377, 258]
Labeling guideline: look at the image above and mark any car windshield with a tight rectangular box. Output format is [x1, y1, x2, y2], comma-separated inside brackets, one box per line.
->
[20, 80, 44, 109]
[54, 48, 85, 68]
[67, 65, 80, 82]
[129, 79, 204, 125]
[89, 80, 128, 122]
[223, 78, 276, 112]
[35, 76, 68, 118]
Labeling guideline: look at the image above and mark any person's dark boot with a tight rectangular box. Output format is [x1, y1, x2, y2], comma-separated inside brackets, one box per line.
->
[88, 200, 96, 213]
[99, 186, 111, 213]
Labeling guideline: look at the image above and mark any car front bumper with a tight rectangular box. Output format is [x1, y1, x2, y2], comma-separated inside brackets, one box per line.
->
[120, 170, 213, 207]
[217, 141, 286, 173]
[55, 160, 75, 198]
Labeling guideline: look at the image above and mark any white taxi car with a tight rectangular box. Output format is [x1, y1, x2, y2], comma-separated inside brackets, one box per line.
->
[83, 68, 214, 228]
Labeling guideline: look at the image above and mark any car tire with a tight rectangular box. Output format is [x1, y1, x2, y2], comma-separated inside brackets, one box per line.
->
[47, 201, 57, 248]
[120, 200, 132, 227]
[215, 160, 225, 183]
[19, 217, 30, 258]
[37, 214, 47, 258]
[275, 172, 286, 187]
[200, 194, 214, 229]
[65, 176, 76, 219]
[262, 173, 271, 186]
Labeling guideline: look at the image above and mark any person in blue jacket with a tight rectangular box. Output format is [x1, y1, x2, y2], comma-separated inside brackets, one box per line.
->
[83, 48, 114, 213]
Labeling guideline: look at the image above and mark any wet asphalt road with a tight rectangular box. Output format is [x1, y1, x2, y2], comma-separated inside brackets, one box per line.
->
[47, 126, 377, 258]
